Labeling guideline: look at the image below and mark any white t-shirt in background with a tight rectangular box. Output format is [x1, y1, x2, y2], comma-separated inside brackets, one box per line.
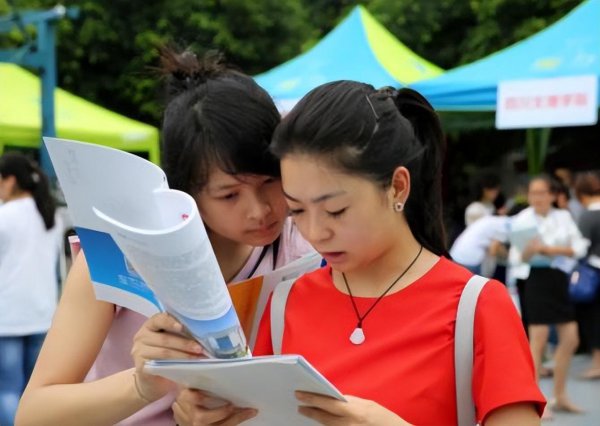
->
[0, 197, 62, 335]
[450, 215, 509, 267]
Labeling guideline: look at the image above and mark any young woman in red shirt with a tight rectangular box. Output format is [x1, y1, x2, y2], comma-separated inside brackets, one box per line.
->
[165, 81, 547, 426]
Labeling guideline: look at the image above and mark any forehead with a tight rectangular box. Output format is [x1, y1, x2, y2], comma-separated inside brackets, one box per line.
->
[280, 154, 370, 199]
[205, 167, 267, 189]
[529, 179, 550, 191]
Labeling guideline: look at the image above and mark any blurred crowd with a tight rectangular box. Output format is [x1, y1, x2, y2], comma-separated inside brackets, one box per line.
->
[450, 167, 600, 419]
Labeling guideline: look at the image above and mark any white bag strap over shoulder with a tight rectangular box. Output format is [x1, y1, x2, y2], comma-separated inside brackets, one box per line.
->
[270, 279, 296, 355]
[269, 272, 489, 426]
[455, 274, 489, 426]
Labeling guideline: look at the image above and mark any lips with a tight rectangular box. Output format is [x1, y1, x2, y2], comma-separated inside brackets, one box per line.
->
[248, 221, 278, 234]
[320, 251, 346, 264]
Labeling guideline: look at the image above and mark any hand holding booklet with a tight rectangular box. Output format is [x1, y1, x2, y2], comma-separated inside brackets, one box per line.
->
[44, 137, 321, 356]
[145, 355, 346, 426]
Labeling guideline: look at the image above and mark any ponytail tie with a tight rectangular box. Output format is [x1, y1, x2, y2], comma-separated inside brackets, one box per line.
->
[379, 86, 399, 99]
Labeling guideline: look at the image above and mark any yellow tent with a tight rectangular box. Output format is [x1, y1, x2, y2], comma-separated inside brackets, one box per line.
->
[0, 63, 159, 164]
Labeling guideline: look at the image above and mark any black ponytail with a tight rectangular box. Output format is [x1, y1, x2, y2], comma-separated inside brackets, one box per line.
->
[393, 89, 447, 256]
[0, 153, 56, 230]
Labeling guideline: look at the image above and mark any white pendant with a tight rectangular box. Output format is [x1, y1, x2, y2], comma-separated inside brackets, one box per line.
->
[350, 327, 365, 345]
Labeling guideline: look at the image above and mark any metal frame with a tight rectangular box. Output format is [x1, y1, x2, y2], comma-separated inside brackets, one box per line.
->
[0, 5, 79, 177]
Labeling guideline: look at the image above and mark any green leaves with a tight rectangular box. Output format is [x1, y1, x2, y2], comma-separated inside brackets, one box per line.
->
[0, 0, 585, 126]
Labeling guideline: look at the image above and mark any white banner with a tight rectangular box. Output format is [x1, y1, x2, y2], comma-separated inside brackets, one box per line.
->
[496, 75, 598, 129]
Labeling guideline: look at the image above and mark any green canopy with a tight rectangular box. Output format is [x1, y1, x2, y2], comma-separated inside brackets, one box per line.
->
[0, 63, 159, 164]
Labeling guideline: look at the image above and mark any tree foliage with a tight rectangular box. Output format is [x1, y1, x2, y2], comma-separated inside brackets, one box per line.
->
[366, 0, 583, 68]
[0, 0, 585, 124]
[1, 0, 312, 124]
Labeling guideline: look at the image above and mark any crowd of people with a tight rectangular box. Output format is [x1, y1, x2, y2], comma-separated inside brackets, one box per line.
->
[0, 47, 598, 425]
[450, 168, 600, 420]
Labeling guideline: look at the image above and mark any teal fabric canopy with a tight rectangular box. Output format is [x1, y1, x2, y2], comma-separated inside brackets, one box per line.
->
[412, 0, 600, 111]
[255, 6, 442, 112]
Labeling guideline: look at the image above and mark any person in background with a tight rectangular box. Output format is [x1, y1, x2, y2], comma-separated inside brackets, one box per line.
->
[574, 170, 600, 380]
[0, 152, 61, 425]
[552, 179, 571, 211]
[554, 166, 584, 222]
[464, 171, 501, 226]
[510, 175, 588, 419]
[16, 48, 313, 426]
[450, 198, 509, 277]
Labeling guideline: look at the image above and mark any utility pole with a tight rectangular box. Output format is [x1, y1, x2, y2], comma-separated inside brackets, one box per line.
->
[0, 4, 79, 177]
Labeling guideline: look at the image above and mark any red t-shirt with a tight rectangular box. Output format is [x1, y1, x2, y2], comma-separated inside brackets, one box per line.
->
[254, 257, 545, 425]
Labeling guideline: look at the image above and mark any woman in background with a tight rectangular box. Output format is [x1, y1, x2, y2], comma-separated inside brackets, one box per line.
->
[512, 175, 588, 418]
[0, 153, 61, 425]
[574, 171, 600, 380]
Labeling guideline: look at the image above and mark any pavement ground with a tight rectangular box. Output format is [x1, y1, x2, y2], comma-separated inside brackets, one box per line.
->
[538, 354, 600, 425]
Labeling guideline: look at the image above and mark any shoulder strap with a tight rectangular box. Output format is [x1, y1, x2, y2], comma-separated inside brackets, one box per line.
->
[455, 274, 489, 426]
[246, 236, 281, 279]
[272, 235, 281, 270]
[246, 245, 269, 279]
[270, 278, 296, 355]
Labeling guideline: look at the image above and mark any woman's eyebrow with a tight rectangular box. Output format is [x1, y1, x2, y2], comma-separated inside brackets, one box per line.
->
[283, 190, 346, 204]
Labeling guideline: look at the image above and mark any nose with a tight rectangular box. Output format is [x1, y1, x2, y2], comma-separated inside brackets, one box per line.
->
[302, 214, 331, 244]
[246, 192, 272, 222]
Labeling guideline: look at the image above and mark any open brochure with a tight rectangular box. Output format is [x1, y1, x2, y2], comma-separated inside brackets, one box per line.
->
[508, 225, 539, 252]
[44, 137, 321, 356]
[145, 355, 345, 425]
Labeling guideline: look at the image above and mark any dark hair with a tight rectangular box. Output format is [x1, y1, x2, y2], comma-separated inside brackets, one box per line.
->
[507, 201, 528, 217]
[0, 152, 56, 229]
[473, 171, 500, 200]
[493, 191, 506, 211]
[159, 47, 280, 195]
[271, 81, 448, 256]
[574, 170, 600, 200]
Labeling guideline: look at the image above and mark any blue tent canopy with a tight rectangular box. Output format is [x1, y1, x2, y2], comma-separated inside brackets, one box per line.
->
[255, 6, 442, 112]
[412, 0, 600, 111]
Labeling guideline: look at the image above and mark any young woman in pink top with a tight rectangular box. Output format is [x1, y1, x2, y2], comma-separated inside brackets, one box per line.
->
[16, 48, 312, 426]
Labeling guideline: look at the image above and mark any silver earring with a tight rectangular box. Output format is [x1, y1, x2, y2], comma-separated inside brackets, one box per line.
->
[393, 202, 404, 212]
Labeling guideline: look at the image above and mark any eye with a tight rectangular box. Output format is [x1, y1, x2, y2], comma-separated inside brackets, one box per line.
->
[263, 177, 277, 185]
[219, 193, 238, 201]
[327, 208, 346, 218]
[289, 208, 304, 216]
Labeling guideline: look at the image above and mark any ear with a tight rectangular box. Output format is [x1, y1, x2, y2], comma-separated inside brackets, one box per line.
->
[388, 166, 411, 204]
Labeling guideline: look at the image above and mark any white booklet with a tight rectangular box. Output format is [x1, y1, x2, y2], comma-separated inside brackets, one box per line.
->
[45, 137, 322, 355]
[45, 137, 247, 357]
[508, 225, 539, 252]
[145, 355, 345, 425]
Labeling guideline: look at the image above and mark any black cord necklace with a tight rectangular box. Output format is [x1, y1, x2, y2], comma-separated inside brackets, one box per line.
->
[342, 245, 423, 345]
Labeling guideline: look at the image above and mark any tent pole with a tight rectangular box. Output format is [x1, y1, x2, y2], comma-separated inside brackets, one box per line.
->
[526, 128, 551, 175]
[38, 16, 58, 178]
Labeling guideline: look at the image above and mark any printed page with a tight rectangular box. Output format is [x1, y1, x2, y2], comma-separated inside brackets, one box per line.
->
[94, 189, 241, 344]
[45, 137, 166, 315]
[508, 226, 539, 252]
[228, 276, 265, 342]
[45, 138, 248, 358]
[145, 355, 344, 426]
